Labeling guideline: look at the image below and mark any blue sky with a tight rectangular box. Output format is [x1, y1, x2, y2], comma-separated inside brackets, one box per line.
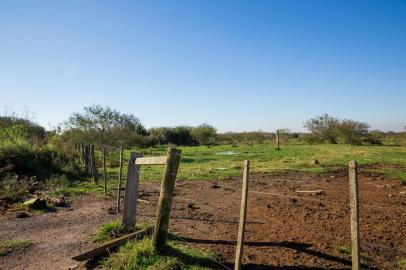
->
[0, 0, 405, 132]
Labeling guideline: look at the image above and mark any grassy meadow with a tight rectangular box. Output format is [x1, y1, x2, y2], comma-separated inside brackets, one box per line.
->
[56, 142, 406, 197]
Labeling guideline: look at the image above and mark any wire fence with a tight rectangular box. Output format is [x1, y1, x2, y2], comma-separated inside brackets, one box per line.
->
[71, 143, 406, 269]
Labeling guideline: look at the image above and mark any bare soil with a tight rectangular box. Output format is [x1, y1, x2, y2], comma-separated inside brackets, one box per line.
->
[1, 170, 405, 270]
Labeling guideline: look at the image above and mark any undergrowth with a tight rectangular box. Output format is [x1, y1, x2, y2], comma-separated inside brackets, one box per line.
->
[0, 239, 31, 256]
[102, 237, 217, 270]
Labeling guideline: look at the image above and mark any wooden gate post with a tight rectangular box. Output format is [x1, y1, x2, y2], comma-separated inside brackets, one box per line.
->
[102, 145, 107, 194]
[349, 160, 361, 270]
[117, 146, 124, 212]
[234, 160, 250, 270]
[276, 130, 280, 150]
[90, 145, 98, 184]
[122, 152, 143, 228]
[152, 147, 181, 252]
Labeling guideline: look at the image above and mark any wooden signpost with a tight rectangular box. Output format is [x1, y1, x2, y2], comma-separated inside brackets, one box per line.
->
[122, 152, 143, 228]
[349, 160, 361, 270]
[234, 160, 250, 270]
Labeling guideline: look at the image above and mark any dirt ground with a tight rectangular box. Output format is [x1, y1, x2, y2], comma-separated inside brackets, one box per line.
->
[1, 170, 406, 270]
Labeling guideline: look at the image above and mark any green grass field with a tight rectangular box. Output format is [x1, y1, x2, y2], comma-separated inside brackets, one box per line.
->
[55, 143, 406, 197]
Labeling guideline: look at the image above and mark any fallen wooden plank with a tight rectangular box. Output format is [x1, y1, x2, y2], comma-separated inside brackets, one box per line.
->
[72, 226, 154, 261]
[135, 156, 167, 165]
[296, 190, 324, 195]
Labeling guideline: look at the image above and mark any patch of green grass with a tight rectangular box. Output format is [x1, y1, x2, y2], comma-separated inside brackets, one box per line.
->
[58, 143, 406, 197]
[92, 220, 149, 243]
[102, 237, 218, 270]
[0, 239, 31, 256]
[335, 245, 371, 266]
[398, 259, 406, 269]
[117, 144, 406, 181]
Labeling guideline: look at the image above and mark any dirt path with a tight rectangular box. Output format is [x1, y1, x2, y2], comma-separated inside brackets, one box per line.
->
[1, 171, 406, 270]
[0, 196, 120, 270]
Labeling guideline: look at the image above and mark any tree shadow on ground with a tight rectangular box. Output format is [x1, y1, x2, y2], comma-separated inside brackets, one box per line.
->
[172, 236, 376, 270]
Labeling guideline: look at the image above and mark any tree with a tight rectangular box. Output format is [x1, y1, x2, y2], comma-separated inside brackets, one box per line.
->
[64, 105, 146, 147]
[338, 119, 369, 145]
[304, 114, 340, 144]
[191, 123, 217, 145]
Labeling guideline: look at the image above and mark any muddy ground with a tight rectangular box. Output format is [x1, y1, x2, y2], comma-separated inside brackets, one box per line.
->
[1, 170, 405, 270]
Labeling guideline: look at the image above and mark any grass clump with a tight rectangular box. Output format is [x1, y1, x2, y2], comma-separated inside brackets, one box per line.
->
[103, 237, 217, 270]
[398, 259, 406, 269]
[0, 239, 31, 256]
[335, 245, 371, 266]
[92, 220, 149, 243]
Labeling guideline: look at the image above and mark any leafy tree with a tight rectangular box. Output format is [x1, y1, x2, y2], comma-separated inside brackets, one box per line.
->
[304, 114, 340, 144]
[64, 105, 146, 147]
[191, 123, 217, 145]
[338, 119, 369, 145]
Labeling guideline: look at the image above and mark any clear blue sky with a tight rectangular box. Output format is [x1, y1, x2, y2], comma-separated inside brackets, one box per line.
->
[1, 0, 405, 132]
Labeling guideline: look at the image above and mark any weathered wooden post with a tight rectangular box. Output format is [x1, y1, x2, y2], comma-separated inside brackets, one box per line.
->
[122, 152, 143, 228]
[90, 145, 98, 184]
[117, 146, 124, 212]
[102, 145, 107, 194]
[234, 160, 250, 270]
[349, 160, 361, 270]
[152, 147, 181, 252]
[276, 130, 280, 150]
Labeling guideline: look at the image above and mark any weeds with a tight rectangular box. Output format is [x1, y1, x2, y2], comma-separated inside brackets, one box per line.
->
[92, 220, 149, 243]
[102, 237, 217, 270]
[0, 239, 31, 256]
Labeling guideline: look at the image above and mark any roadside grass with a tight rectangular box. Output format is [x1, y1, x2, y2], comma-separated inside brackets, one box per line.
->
[55, 143, 406, 197]
[102, 237, 218, 270]
[92, 219, 149, 243]
[0, 239, 31, 256]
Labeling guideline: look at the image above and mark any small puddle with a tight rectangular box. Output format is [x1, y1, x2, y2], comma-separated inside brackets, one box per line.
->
[215, 151, 238, 155]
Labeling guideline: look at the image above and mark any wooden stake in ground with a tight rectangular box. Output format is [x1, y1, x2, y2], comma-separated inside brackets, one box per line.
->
[102, 145, 107, 194]
[122, 152, 143, 228]
[90, 145, 98, 184]
[234, 160, 250, 270]
[152, 147, 181, 252]
[117, 146, 124, 212]
[349, 160, 361, 270]
[276, 130, 280, 150]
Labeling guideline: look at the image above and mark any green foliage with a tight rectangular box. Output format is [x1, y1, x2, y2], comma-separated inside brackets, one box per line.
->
[191, 124, 217, 145]
[304, 114, 382, 145]
[64, 105, 147, 147]
[0, 239, 31, 256]
[102, 237, 217, 270]
[92, 220, 148, 243]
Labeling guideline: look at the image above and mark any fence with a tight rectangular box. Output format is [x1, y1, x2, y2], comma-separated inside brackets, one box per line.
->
[70, 142, 406, 270]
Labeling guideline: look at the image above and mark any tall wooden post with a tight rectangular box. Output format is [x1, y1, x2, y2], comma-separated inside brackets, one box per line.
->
[122, 152, 143, 228]
[90, 145, 98, 184]
[152, 148, 181, 252]
[117, 146, 124, 212]
[276, 130, 280, 150]
[102, 146, 107, 195]
[349, 160, 361, 270]
[234, 160, 250, 270]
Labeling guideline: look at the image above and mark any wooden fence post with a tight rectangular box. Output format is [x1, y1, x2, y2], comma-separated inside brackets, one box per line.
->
[276, 130, 280, 150]
[102, 145, 107, 194]
[152, 147, 181, 252]
[234, 160, 250, 270]
[117, 146, 124, 212]
[349, 160, 361, 270]
[122, 152, 143, 228]
[90, 145, 98, 184]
